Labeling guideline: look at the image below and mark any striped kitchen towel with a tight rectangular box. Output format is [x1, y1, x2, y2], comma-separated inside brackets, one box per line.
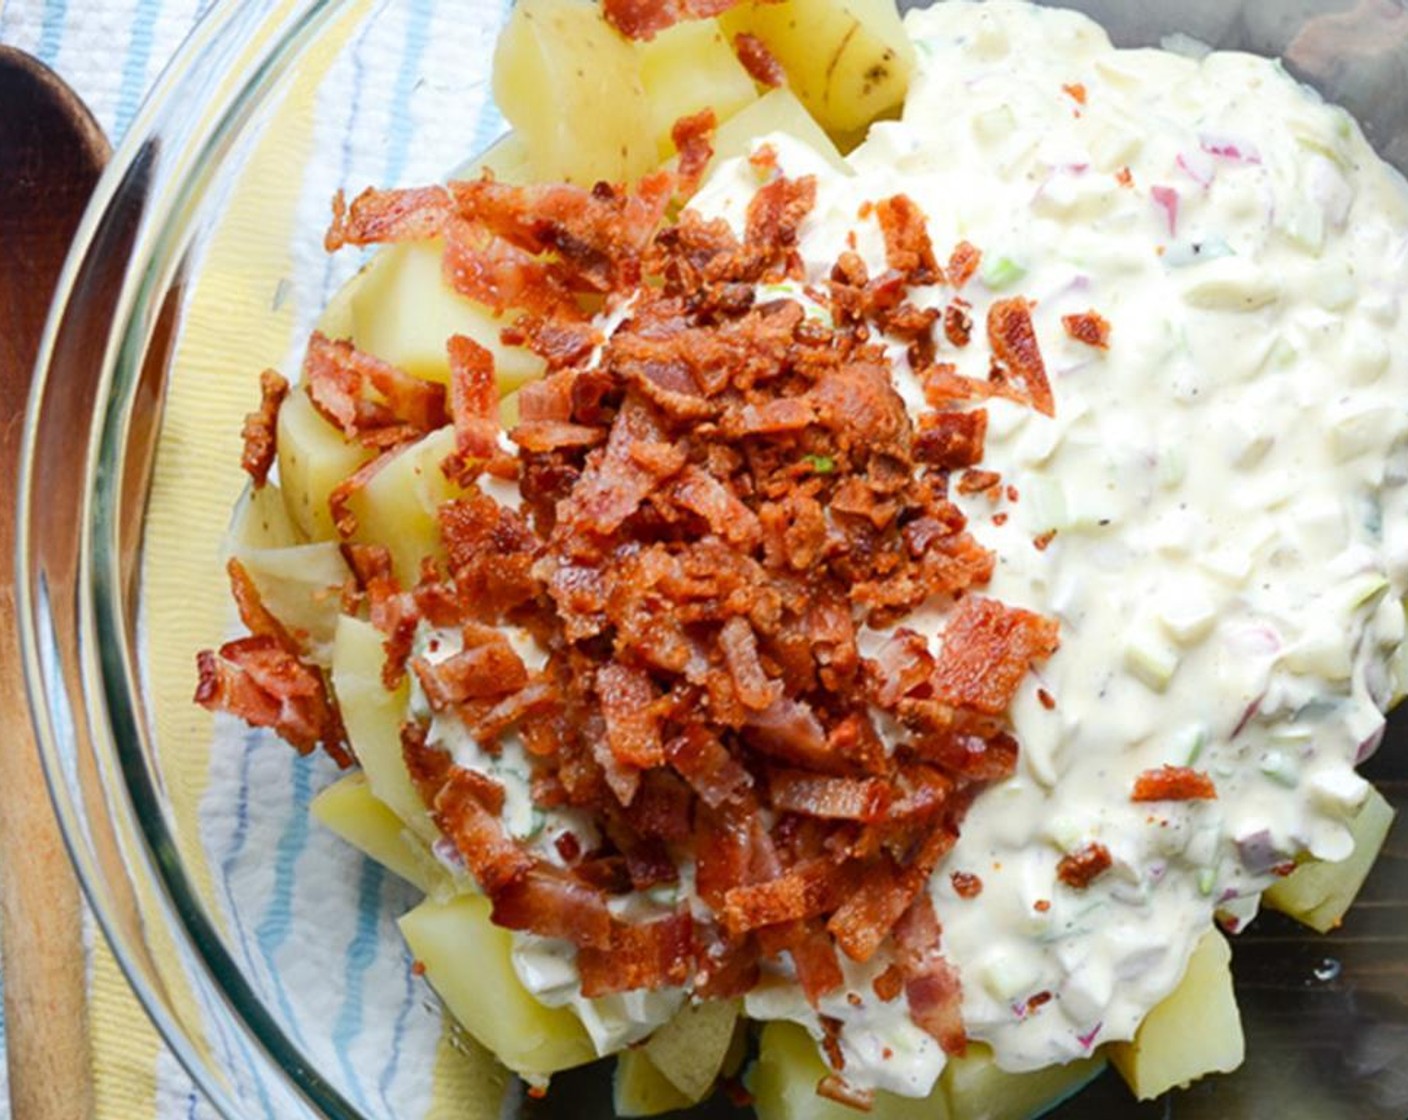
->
[0, 2, 513, 1116]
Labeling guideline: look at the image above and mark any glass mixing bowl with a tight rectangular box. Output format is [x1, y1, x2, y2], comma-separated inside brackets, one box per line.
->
[19, 0, 1408, 1116]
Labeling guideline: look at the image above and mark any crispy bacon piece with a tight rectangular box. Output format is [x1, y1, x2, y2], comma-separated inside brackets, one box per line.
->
[915, 409, 987, 470]
[721, 857, 856, 935]
[987, 298, 1054, 417]
[444, 334, 502, 480]
[1132, 765, 1218, 802]
[947, 241, 982, 289]
[578, 912, 694, 996]
[1062, 309, 1111, 349]
[1057, 842, 1113, 889]
[826, 858, 922, 963]
[672, 109, 717, 199]
[510, 420, 606, 453]
[598, 663, 665, 770]
[931, 596, 1060, 716]
[434, 768, 533, 893]
[720, 616, 778, 710]
[733, 32, 786, 88]
[666, 726, 753, 808]
[195, 637, 350, 765]
[325, 185, 452, 251]
[875, 195, 941, 285]
[441, 216, 579, 318]
[489, 866, 614, 948]
[745, 174, 817, 279]
[817, 1075, 875, 1112]
[411, 632, 529, 710]
[601, 0, 745, 39]
[438, 491, 539, 620]
[303, 331, 447, 444]
[893, 893, 966, 1054]
[769, 770, 891, 822]
[241, 369, 288, 487]
[943, 299, 973, 349]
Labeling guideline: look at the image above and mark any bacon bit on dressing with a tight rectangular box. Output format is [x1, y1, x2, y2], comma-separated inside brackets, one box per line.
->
[943, 298, 973, 348]
[950, 870, 983, 899]
[671, 108, 718, 199]
[240, 369, 288, 488]
[1062, 310, 1112, 350]
[1033, 899, 1051, 913]
[1037, 688, 1056, 710]
[207, 164, 1066, 1082]
[817, 1074, 876, 1112]
[1115, 166, 1134, 188]
[1056, 842, 1113, 889]
[1034, 529, 1057, 551]
[1132, 765, 1219, 801]
[733, 31, 786, 88]
[987, 298, 1055, 416]
[1062, 82, 1087, 105]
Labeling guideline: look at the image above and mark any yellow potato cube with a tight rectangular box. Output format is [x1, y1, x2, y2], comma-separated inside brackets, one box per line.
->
[331, 614, 436, 843]
[493, 0, 656, 186]
[226, 481, 302, 551]
[1265, 785, 1396, 932]
[720, 0, 915, 137]
[311, 772, 448, 896]
[638, 19, 759, 161]
[941, 1042, 1105, 1120]
[750, 1021, 948, 1120]
[710, 87, 851, 175]
[614, 1049, 695, 1117]
[1108, 929, 1245, 1100]
[348, 240, 545, 392]
[643, 998, 740, 1101]
[276, 389, 374, 542]
[399, 893, 597, 1078]
[342, 425, 460, 582]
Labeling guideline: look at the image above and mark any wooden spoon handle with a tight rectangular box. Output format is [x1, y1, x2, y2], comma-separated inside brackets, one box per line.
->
[0, 46, 108, 1120]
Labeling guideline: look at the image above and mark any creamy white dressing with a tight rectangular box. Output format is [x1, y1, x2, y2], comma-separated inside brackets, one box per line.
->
[429, 0, 1408, 1096]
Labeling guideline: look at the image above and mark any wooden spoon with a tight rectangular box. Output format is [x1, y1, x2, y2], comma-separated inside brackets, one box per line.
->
[0, 45, 109, 1120]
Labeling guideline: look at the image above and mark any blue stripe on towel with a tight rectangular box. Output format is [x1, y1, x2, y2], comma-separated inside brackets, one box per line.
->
[253, 751, 316, 1048]
[114, 0, 163, 138]
[332, 858, 386, 1113]
[37, 0, 69, 66]
[376, 941, 418, 1114]
[384, 0, 435, 184]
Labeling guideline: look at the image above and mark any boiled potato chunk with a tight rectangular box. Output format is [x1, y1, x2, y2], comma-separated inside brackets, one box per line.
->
[276, 389, 374, 542]
[227, 481, 302, 551]
[941, 1043, 1105, 1120]
[710, 88, 850, 176]
[720, 0, 915, 137]
[638, 20, 758, 161]
[399, 893, 597, 1078]
[311, 772, 447, 896]
[331, 615, 437, 843]
[1265, 785, 1396, 933]
[750, 1021, 949, 1120]
[229, 541, 349, 666]
[493, 0, 656, 186]
[343, 425, 461, 582]
[1108, 929, 1244, 1101]
[348, 240, 545, 392]
[644, 998, 740, 1102]
[614, 1049, 695, 1117]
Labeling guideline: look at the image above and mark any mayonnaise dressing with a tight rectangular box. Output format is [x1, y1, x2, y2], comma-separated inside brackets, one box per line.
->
[437, 0, 1408, 1095]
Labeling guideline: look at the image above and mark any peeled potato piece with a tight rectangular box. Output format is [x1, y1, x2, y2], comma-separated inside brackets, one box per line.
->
[643, 998, 740, 1102]
[638, 19, 759, 161]
[750, 1021, 949, 1120]
[276, 389, 374, 542]
[229, 540, 349, 666]
[1264, 785, 1396, 932]
[399, 893, 598, 1078]
[348, 240, 545, 392]
[311, 772, 448, 896]
[941, 1043, 1105, 1120]
[710, 87, 851, 175]
[330, 614, 436, 844]
[342, 426, 463, 583]
[227, 481, 303, 552]
[493, 0, 656, 186]
[1108, 929, 1245, 1101]
[720, 0, 915, 137]
[614, 1049, 695, 1117]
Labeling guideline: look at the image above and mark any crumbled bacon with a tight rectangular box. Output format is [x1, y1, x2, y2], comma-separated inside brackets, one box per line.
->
[325, 185, 452, 251]
[240, 369, 288, 487]
[733, 31, 786, 88]
[602, 0, 746, 39]
[817, 1074, 875, 1112]
[1132, 765, 1218, 802]
[1057, 842, 1113, 889]
[1062, 309, 1111, 349]
[210, 159, 1069, 1083]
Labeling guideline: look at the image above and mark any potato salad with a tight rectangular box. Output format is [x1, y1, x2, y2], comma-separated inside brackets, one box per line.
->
[198, 1, 1408, 1117]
